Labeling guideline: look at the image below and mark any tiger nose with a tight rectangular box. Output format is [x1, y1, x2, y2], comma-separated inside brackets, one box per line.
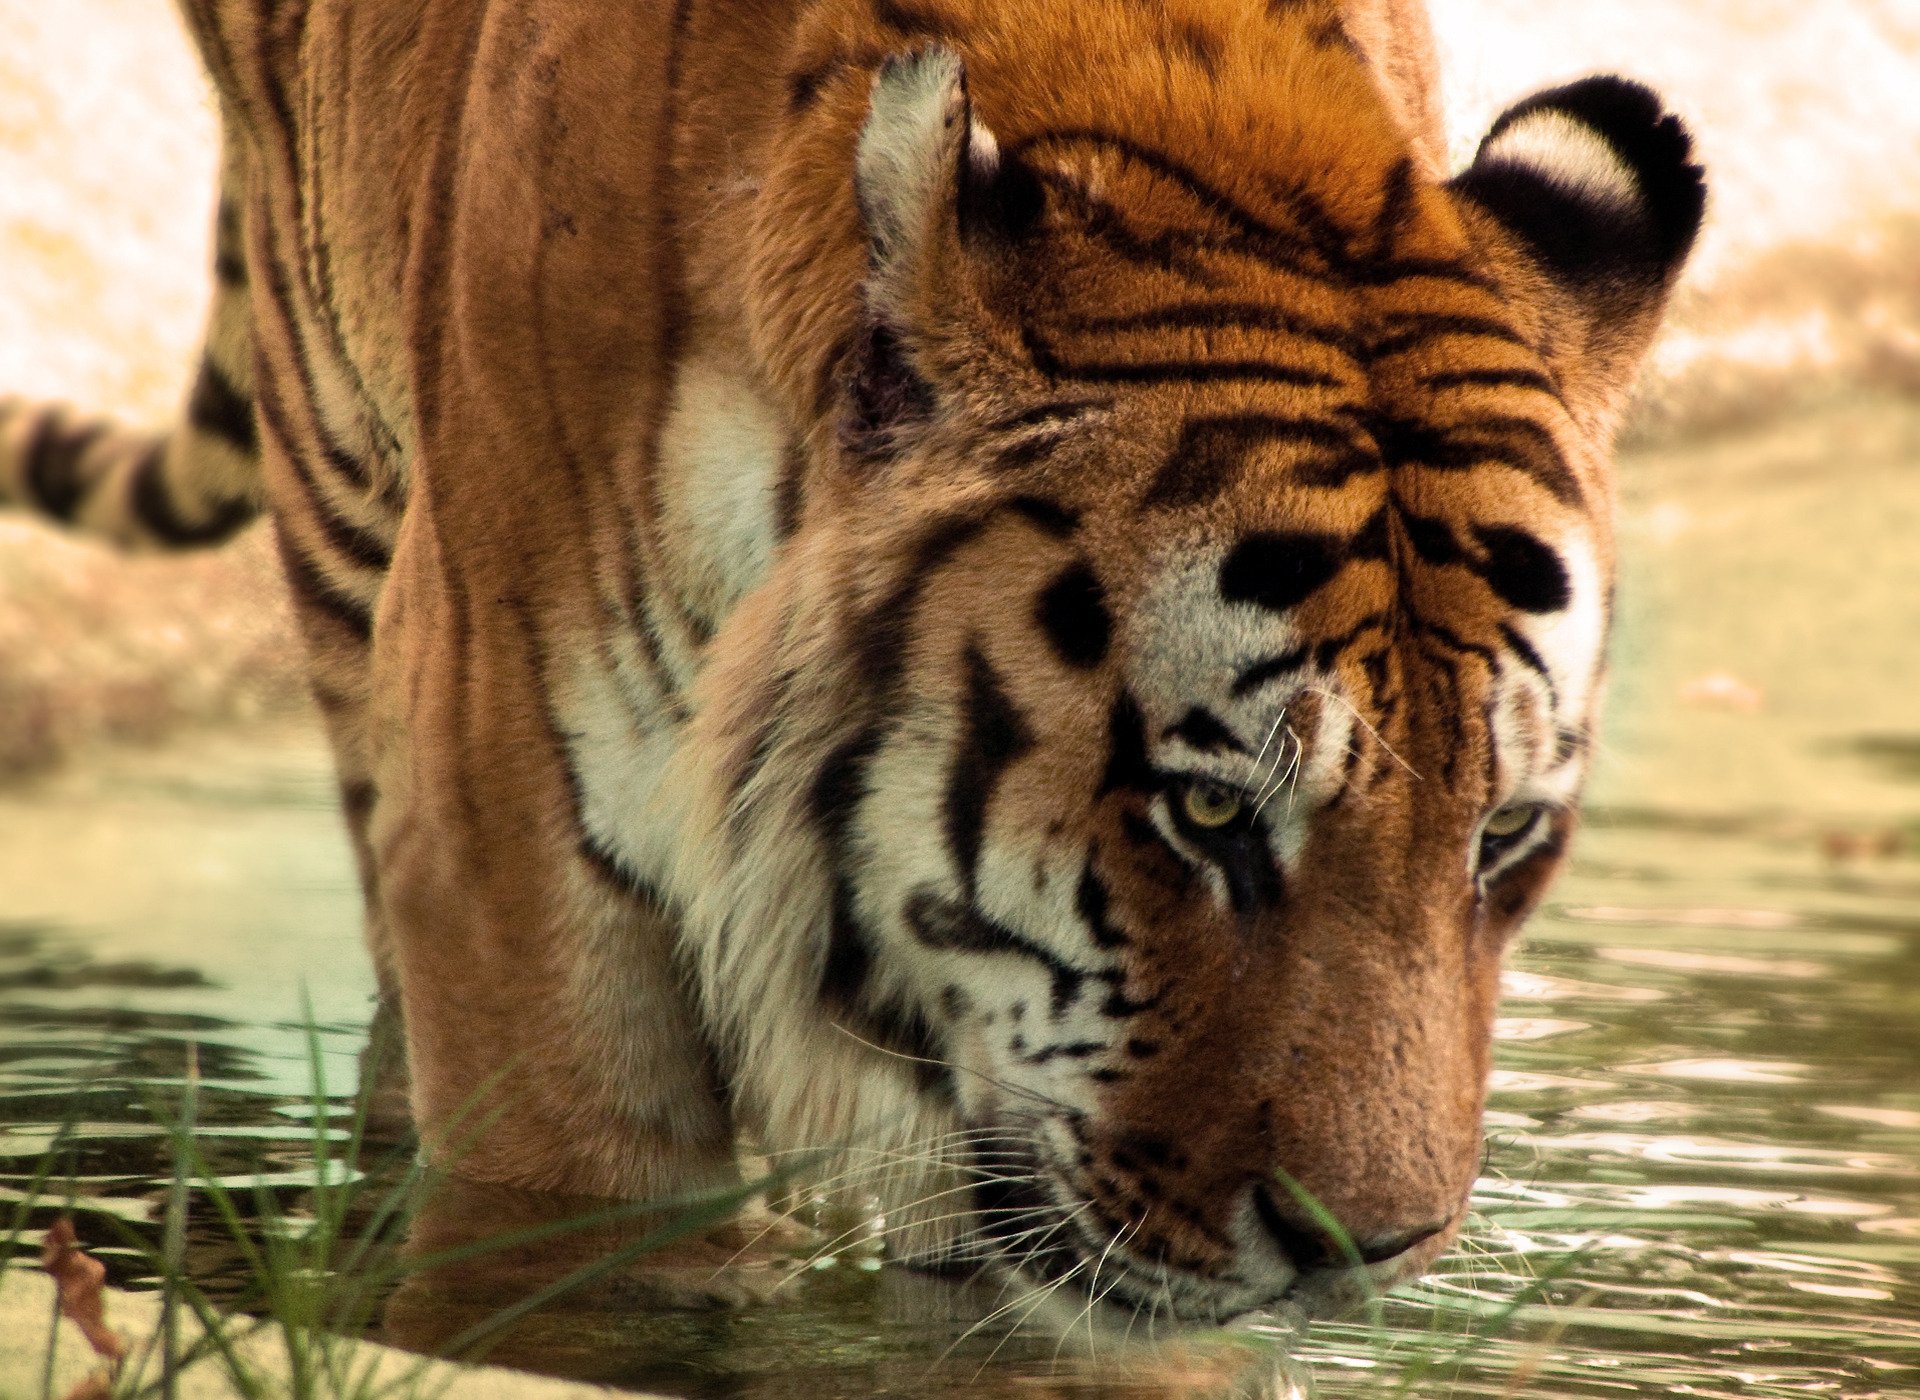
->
[1252, 1186, 1448, 1270]
[1350, 1219, 1448, 1265]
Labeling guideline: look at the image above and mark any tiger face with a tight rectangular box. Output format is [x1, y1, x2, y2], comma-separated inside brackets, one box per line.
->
[682, 24, 1702, 1327]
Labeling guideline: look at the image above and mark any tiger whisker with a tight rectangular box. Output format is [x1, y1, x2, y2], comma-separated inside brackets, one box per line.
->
[774, 1191, 1048, 1291]
[938, 1202, 1094, 1363]
[972, 1256, 1093, 1379]
[1056, 1216, 1141, 1363]
[829, 1021, 1082, 1118]
[1305, 684, 1420, 779]
[1252, 724, 1304, 822]
[720, 1128, 1039, 1271]
[1242, 706, 1290, 793]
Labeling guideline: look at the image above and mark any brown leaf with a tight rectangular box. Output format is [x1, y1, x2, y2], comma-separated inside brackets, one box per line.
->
[40, 1216, 128, 1364]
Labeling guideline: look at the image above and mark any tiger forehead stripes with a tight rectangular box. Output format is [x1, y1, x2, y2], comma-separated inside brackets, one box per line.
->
[0, 0, 1702, 1331]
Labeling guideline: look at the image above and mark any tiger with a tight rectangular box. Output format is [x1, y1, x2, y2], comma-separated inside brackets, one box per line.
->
[0, 0, 1703, 1328]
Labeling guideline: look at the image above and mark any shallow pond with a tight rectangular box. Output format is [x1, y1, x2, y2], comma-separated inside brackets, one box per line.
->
[4, 400, 1920, 1398]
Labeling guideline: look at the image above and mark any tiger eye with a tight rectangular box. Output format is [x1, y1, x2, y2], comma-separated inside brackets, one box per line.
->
[1182, 781, 1243, 829]
[1483, 804, 1537, 838]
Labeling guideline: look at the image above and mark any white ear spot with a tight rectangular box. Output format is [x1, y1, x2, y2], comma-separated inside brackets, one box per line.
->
[1479, 109, 1641, 212]
[855, 47, 971, 261]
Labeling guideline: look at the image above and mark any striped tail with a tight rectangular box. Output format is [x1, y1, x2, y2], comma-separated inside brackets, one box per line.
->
[0, 148, 261, 551]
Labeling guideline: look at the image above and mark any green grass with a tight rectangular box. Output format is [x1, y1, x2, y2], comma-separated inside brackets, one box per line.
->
[13, 1010, 814, 1400]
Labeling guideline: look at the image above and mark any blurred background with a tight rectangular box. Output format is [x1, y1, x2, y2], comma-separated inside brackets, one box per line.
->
[2, 5, 1917, 1397]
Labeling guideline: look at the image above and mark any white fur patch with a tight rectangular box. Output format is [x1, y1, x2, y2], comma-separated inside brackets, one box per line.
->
[1499, 529, 1607, 801]
[656, 353, 788, 625]
[1128, 548, 1347, 878]
[559, 645, 688, 888]
[855, 47, 968, 261]
[1479, 109, 1641, 211]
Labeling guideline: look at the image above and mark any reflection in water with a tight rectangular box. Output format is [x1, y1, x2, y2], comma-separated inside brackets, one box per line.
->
[2, 732, 1919, 1398]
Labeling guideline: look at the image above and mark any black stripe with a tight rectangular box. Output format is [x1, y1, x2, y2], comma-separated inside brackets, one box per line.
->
[21, 418, 104, 522]
[773, 439, 805, 541]
[1338, 411, 1581, 504]
[1075, 857, 1129, 949]
[830, 513, 990, 733]
[186, 356, 259, 455]
[623, 569, 690, 723]
[339, 777, 376, 825]
[726, 649, 796, 827]
[1145, 413, 1368, 508]
[1021, 1040, 1109, 1065]
[1498, 621, 1560, 705]
[1098, 690, 1154, 795]
[985, 398, 1111, 435]
[787, 60, 836, 112]
[1219, 530, 1347, 614]
[1055, 303, 1358, 360]
[1416, 616, 1501, 670]
[1011, 129, 1333, 275]
[255, 253, 373, 495]
[1445, 417, 1581, 504]
[1035, 561, 1110, 669]
[1163, 706, 1247, 754]
[579, 829, 668, 904]
[1231, 643, 1312, 697]
[255, 385, 391, 569]
[904, 889, 1088, 1018]
[1422, 367, 1559, 395]
[821, 879, 872, 1007]
[823, 877, 953, 1096]
[1040, 175, 1227, 285]
[1368, 158, 1418, 260]
[1024, 326, 1341, 390]
[1475, 525, 1571, 613]
[873, 0, 963, 39]
[213, 200, 246, 286]
[1005, 494, 1079, 538]
[1366, 313, 1536, 359]
[510, 593, 677, 909]
[1313, 610, 1395, 671]
[273, 526, 372, 642]
[129, 445, 257, 545]
[1100, 978, 1166, 1019]
[811, 722, 886, 852]
[943, 643, 1035, 893]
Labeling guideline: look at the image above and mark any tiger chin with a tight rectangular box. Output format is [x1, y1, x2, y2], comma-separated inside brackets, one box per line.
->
[0, 0, 1702, 1335]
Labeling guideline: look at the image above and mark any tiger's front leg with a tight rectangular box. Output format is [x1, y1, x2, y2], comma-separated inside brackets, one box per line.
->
[363, 542, 739, 1200]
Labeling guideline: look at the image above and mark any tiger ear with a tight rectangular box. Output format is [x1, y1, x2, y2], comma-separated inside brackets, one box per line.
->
[842, 46, 1044, 460]
[1450, 77, 1706, 424]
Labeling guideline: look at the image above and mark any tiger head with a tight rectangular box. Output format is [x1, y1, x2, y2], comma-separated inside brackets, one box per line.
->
[678, 4, 1702, 1329]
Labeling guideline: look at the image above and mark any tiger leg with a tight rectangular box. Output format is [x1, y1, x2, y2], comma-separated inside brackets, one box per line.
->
[362, 548, 742, 1198]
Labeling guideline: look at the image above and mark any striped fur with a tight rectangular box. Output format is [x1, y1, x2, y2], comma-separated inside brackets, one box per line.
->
[4, 0, 1701, 1329]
